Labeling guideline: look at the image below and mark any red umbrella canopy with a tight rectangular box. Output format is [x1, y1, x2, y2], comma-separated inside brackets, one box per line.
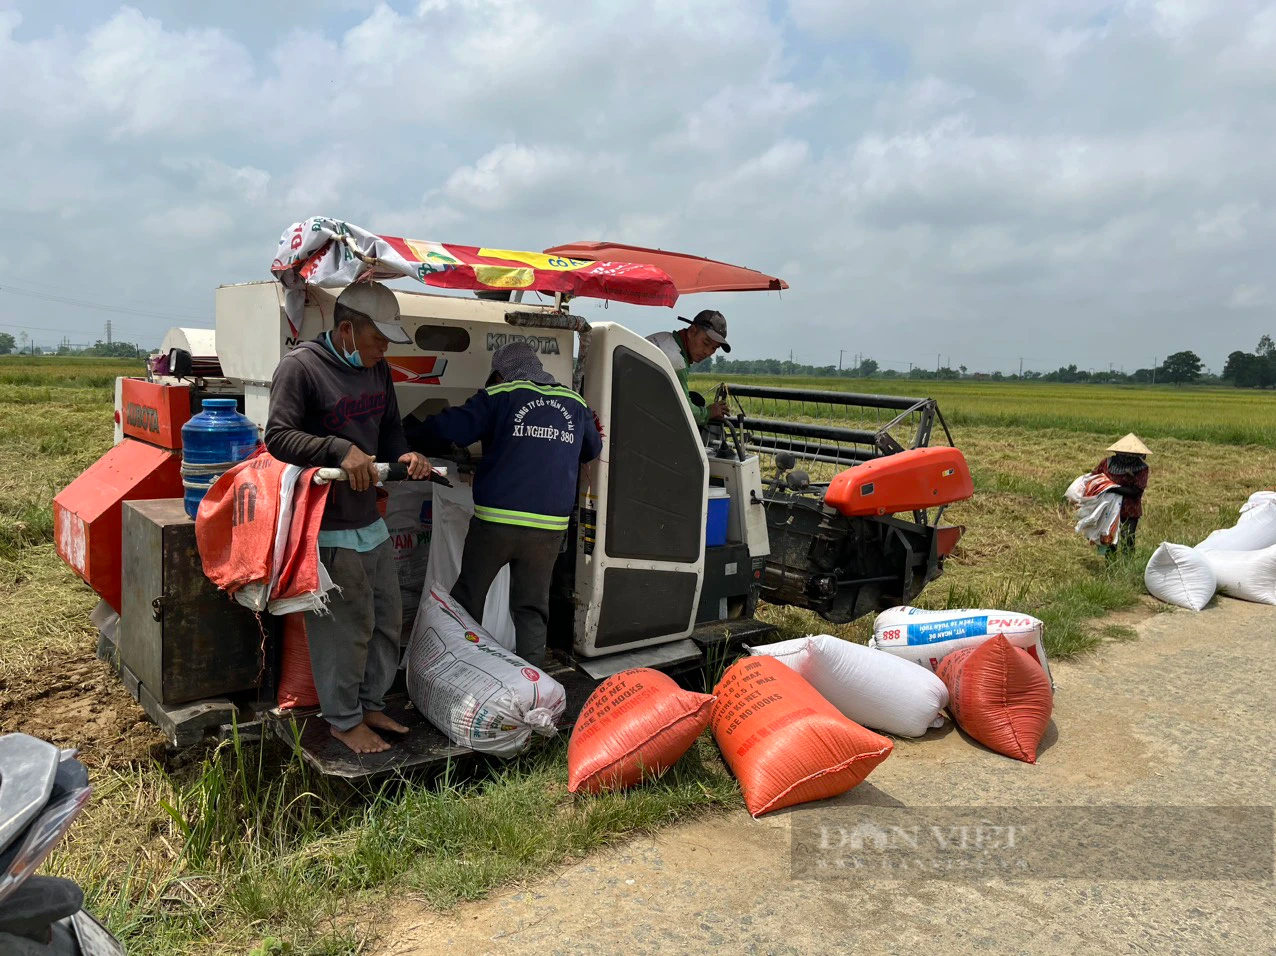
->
[543, 241, 788, 296]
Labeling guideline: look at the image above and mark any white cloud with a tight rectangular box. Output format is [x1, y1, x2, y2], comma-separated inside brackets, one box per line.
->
[0, 0, 1272, 372]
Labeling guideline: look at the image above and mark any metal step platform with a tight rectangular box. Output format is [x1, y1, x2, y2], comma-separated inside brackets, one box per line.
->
[266, 664, 600, 780]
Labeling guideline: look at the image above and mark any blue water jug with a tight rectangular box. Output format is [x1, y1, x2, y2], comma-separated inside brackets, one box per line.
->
[181, 398, 259, 518]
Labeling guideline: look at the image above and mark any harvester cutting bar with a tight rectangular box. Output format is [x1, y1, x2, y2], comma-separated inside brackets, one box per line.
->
[724, 384, 926, 411]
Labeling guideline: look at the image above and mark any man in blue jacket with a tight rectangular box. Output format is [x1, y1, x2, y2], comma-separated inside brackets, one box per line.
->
[418, 341, 603, 665]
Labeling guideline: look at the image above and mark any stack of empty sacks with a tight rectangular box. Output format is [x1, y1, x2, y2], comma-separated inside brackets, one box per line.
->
[1145, 492, 1276, 610]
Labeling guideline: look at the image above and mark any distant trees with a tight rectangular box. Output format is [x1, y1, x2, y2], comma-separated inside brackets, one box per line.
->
[678, 337, 1269, 388]
[1160, 350, 1203, 385]
[1222, 335, 1276, 388]
[82, 340, 144, 358]
[0, 332, 14, 355]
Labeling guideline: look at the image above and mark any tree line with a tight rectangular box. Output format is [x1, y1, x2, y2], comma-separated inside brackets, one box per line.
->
[693, 337, 1276, 389]
[1222, 335, 1276, 388]
[0, 333, 145, 358]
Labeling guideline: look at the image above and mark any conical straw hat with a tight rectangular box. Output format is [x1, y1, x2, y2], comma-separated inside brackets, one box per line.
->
[1107, 433, 1150, 456]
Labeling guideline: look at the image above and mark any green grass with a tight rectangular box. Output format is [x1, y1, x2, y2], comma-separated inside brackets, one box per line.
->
[54, 729, 736, 955]
[694, 374, 1276, 446]
[4, 357, 1275, 953]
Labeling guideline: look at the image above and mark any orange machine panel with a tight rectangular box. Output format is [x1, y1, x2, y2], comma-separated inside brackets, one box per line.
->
[824, 447, 973, 517]
[53, 439, 183, 612]
[120, 379, 191, 450]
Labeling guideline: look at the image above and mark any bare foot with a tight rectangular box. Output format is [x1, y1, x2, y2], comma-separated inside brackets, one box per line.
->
[363, 711, 409, 735]
[331, 722, 390, 754]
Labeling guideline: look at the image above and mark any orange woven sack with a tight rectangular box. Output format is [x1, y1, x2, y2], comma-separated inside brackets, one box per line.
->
[568, 668, 715, 794]
[711, 656, 894, 817]
[938, 634, 1053, 763]
[277, 613, 319, 710]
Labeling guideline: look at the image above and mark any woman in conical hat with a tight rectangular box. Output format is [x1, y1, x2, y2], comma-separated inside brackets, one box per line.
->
[1091, 434, 1150, 557]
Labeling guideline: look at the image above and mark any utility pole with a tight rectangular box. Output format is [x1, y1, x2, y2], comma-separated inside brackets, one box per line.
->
[1152, 357, 1157, 386]
[1019, 357, 1024, 378]
[839, 349, 845, 371]
[936, 353, 941, 377]
[105, 320, 112, 345]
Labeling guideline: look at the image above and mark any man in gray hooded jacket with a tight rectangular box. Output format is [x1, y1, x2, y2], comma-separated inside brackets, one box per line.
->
[265, 281, 430, 754]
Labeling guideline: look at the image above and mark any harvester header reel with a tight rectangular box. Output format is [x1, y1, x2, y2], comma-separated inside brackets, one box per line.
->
[719, 384, 954, 469]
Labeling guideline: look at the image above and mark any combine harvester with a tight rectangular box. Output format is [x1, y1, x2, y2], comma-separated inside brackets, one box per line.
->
[53, 219, 973, 777]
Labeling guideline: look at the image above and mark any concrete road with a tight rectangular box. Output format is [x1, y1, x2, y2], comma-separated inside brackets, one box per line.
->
[379, 599, 1276, 955]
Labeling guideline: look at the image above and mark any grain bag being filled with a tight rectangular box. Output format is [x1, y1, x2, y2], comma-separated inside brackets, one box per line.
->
[426, 474, 516, 650]
[870, 606, 1051, 684]
[748, 635, 948, 738]
[406, 588, 565, 757]
[1199, 544, 1276, 605]
[711, 657, 893, 817]
[1144, 542, 1216, 610]
[383, 480, 432, 640]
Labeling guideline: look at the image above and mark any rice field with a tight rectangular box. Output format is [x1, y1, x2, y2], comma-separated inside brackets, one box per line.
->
[697, 374, 1276, 446]
[3, 358, 1275, 954]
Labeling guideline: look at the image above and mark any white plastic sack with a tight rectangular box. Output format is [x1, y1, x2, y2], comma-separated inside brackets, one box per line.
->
[749, 635, 948, 737]
[406, 588, 566, 757]
[1066, 473, 1121, 545]
[1240, 492, 1276, 517]
[1064, 474, 1088, 506]
[1074, 493, 1122, 546]
[424, 472, 516, 650]
[870, 606, 1052, 684]
[1198, 502, 1276, 552]
[384, 481, 432, 638]
[1200, 545, 1276, 605]
[1144, 543, 1216, 611]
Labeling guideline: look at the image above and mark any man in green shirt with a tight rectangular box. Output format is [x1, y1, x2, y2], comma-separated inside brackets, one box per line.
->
[646, 310, 731, 427]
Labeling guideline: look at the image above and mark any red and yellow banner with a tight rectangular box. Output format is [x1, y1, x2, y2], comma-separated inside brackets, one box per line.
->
[272, 218, 679, 308]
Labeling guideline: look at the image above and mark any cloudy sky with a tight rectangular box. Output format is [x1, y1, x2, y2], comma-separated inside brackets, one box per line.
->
[1, 0, 1273, 374]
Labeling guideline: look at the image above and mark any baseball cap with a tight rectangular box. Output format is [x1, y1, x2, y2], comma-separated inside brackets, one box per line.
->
[335, 282, 412, 344]
[678, 309, 731, 353]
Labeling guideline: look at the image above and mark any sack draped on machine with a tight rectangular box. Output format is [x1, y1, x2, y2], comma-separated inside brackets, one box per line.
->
[195, 452, 333, 614]
[406, 588, 565, 757]
[567, 669, 715, 794]
[748, 635, 948, 738]
[711, 657, 893, 817]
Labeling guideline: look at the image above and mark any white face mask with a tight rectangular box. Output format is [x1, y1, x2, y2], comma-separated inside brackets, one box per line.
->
[333, 328, 364, 368]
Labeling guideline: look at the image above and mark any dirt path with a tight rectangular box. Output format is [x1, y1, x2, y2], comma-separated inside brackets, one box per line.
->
[377, 600, 1275, 955]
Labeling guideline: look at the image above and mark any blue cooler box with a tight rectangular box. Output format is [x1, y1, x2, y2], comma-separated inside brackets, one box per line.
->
[706, 487, 730, 547]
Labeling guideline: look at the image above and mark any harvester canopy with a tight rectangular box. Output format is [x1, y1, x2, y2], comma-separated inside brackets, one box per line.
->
[542, 241, 789, 295]
[271, 217, 682, 332]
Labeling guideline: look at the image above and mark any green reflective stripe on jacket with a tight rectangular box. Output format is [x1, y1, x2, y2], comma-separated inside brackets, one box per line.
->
[484, 381, 587, 406]
[473, 504, 570, 531]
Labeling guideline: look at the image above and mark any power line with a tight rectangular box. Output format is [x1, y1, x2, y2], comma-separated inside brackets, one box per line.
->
[0, 283, 211, 322]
